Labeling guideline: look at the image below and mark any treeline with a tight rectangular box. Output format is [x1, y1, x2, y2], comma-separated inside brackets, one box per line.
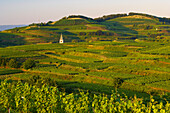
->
[94, 14, 128, 22]
[0, 57, 36, 69]
[79, 30, 118, 36]
[129, 12, 170, 24]
[29, 22, 50, 27]
[0, 57, 19, 68]
[29, 12, 170, 27]
[29, 15, 94, 27]
[133, 24, 155, 30]
[95, 12, 170, 24]
[67, 15, 94, 21]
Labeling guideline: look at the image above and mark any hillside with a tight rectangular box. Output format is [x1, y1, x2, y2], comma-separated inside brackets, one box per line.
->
[0, 41, 170, 95]
[0, 12, 170, 112]
[0, 12, 169, 47]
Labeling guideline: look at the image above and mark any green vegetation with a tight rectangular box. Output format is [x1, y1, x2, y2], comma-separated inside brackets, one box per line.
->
[0, 12, 169, 112]
[0, 41, 169, 97]
[22, 59, 36, 69]
[0, 12, 169, 46]
[0, 80, 169, 113]
[8, 59, 19, 68]
[0, 69, 23, 75]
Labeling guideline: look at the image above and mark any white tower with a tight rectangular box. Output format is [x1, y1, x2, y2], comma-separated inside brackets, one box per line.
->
[59, 33, 64, 43]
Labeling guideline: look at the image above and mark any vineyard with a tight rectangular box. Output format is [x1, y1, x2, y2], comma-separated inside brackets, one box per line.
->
[0, 41, 169, 97]
[0, 13, 170, 112]
[0, 80, 169, 113]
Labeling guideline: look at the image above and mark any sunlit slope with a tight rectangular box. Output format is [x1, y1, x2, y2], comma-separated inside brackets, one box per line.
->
[0, 41, 170, 94]
[0, 14, 169, 47]
[109, 15, 170, 40]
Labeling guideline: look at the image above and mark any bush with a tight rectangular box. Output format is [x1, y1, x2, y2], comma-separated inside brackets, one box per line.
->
[23, 59, 36, 69]
[0, 57, 9, 67]
[8, 59, 19, 68]
[113, 77, 124, 88]
[27, 75, 57, 87]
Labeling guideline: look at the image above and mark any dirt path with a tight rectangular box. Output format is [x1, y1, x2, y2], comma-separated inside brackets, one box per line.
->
[148, 86, 170, 93]
[159, 61, 170, 65]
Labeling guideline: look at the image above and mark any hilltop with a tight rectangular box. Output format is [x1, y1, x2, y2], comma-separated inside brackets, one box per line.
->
[0, 12, 169, 47]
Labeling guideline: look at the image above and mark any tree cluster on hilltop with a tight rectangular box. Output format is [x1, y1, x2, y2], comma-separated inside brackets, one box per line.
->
[67, 15, 94, 20]
[29, 12, 170, 27]
[129, 12, 170, 24]
[94, 13, 128, 22]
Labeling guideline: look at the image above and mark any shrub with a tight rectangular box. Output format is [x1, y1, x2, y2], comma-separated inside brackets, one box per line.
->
[113, 77, 124, 88]
[0, 57, 9, 67]
[23, 59, 36, 69]
[27, 75, 57, 87]
[8, 59, 19, 68]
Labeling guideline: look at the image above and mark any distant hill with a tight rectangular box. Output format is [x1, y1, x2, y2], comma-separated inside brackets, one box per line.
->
[0, 12, 169, 47]
[0, 25, 27, 31]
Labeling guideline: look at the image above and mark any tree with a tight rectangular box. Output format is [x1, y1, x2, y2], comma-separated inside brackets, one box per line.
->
[113, 77, 124, 88]
[8, 59, 19, 68]
[1, 60, 6, 67]
[0, 57, 3, 66]
[23, 59, 36, 69]
[72, 39, 78, 43]
[46, 21, 53, 26]
[96, 30, 103, 36]
[0, 58, 9, 67]
[27, 75, 57, 87]
[79, 32, 86, 36]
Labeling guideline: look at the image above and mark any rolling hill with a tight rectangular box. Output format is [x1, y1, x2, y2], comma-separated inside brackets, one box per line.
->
[0, 12, 169, 47]
[0, 12, 170, 112]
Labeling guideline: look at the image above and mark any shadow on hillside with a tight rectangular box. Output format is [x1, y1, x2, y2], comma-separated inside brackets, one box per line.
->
[0, 33, 26, 47]
[100, 21, 138, 35]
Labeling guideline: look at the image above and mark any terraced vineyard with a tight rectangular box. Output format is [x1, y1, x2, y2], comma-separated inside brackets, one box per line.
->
[0, 40, 169, 97]
[0, 80, 169, 113]
[0, 13, 169, 47]
[0, 13, 169, 112]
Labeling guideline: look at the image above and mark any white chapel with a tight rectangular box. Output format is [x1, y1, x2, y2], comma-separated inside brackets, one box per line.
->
[59, 33, 64, 43]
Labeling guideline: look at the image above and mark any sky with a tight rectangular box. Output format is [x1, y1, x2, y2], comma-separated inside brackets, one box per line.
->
[0, 0, 170, 25]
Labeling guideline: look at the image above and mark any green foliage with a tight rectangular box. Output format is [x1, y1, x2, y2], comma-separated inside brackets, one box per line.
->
[0, 68, 23, 75]
[0, 13, 169, 44]
[54, 18, 94, 26]
[0, 33, 26, 47]
[113, 77, 124, 88]
[0, 80, 169, 113]
[67, 15, 94, 21]
[8, 59, 19, 68]
[0, 57, 9, 67]
[0, 40, 169, 98]
[94, 13, 128, 22]
[129, 12, 170, 24]
[22, 59, 36, 69]
[26, 75, 57, 87]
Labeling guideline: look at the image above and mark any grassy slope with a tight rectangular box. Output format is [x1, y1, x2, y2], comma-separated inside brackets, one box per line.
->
[110, 16, 170, 40]
[0, 15, 169, 47]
